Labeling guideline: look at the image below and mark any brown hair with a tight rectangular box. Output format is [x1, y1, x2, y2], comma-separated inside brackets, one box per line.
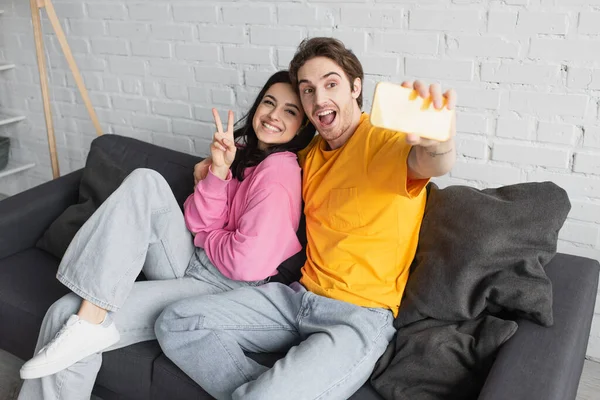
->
[289, 37, 364, 108]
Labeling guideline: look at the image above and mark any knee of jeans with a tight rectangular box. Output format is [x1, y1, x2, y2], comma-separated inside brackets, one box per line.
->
[155, 302, 206, 340]
[154, 306, 172, 341]
[127, 168, 168, 190]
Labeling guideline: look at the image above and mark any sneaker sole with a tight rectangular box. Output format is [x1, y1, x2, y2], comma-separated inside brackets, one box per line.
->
[20, 330, 120, 380]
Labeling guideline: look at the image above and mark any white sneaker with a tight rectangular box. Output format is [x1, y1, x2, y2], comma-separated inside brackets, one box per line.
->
[20, 314, 120, 379]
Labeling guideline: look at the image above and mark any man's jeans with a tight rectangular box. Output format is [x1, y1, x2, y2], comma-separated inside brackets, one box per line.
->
[18, 168, 264, 400]
[156, 281, 396, 400]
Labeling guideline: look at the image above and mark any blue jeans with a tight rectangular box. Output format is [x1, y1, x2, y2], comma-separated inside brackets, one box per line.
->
[155, 281, 396, 400]
[18, 168, 265, 400]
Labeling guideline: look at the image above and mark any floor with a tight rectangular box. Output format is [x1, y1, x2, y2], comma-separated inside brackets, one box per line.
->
[1, 349, 599, 399]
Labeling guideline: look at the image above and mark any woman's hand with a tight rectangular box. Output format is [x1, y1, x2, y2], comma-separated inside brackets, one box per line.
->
[210, 108, 236, 180]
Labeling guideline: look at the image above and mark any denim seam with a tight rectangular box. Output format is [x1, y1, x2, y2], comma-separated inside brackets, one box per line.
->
[109, 204, 172, 302]
[159, 238, 180, 278]
[296, 292, 311, 325]
[56, 273, 119, 312]
[55, 369, 65, 400]
[212, 330, 253, 383]
[205, 324, 296, 331]
[108, 249, 145, 302]
[314, 317, 390, 400]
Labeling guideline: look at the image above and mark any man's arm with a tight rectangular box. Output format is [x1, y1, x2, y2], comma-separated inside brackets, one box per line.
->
[403, 81, 457, 180]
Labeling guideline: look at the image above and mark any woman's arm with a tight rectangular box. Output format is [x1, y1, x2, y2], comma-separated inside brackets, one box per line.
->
[186, 108, 237, 234]
[184, 166, 231, 234]
[199, 183, 302, 282]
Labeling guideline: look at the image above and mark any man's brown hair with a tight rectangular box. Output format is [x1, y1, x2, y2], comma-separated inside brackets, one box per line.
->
[289, 37, 364, 108]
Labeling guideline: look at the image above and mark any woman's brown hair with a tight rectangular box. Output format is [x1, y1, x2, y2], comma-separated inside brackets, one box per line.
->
[289, 37, 364, 108]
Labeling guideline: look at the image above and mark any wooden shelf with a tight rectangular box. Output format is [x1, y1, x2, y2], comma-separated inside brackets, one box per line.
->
[0, 64, 15, 72]
[0, 113, 25, 127]
[0, 162, 35, 179]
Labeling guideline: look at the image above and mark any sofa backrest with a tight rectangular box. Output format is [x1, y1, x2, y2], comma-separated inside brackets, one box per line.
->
[91, 134, 202, 208]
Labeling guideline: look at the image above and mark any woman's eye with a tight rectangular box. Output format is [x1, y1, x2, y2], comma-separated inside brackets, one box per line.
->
[263, 99, 275, 106]
[286, 109, 297, 116]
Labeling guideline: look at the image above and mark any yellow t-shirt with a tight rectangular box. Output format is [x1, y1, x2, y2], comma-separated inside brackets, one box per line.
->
[299, 113, 428, 317]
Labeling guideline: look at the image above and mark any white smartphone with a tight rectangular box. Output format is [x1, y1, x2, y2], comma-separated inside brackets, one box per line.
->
[370, 82, 454, 142]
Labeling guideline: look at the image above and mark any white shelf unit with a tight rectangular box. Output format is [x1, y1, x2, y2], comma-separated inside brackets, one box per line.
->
[0, 113, 25, 127]
[0, 162, 35, 179]
[0, 9, 36, 182]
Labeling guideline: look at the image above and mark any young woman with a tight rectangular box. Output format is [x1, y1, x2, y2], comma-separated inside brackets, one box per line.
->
[18, 70, 315, 400]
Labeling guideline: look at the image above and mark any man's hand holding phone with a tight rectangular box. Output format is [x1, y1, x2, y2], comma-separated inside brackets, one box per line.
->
[370, 80, 457, 147]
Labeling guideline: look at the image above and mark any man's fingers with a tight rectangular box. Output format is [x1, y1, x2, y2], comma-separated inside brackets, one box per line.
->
[212, 108, 224, 135]
[429, 83, 443, 109]
[405, 133, 421, 145]
[413, 80, 429, 99]
[443, 88, 458, 110]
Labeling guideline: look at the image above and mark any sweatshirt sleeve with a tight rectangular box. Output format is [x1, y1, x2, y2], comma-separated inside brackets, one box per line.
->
[183, 166, 231, 238]
[201, 183, 302, 281]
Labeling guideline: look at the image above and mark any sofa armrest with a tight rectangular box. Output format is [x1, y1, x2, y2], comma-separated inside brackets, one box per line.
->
[0, 169, 82, 259]
[478, 253, 600, 400]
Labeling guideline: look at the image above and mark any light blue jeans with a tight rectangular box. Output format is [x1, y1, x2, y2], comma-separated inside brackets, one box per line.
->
[18, 168, 265, 400]
[155, 281, 396, 400]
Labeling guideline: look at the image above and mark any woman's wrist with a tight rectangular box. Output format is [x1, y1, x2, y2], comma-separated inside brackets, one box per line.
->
[211, 165, 230, 180]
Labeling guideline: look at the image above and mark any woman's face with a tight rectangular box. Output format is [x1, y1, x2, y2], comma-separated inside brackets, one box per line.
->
[253, 82, 305, 149]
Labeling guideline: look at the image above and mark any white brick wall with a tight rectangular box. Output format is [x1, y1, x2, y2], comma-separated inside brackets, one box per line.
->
[0, 0, 599, 360]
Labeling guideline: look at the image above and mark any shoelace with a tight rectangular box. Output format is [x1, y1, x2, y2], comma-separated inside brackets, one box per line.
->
[40, 320, 80, 354]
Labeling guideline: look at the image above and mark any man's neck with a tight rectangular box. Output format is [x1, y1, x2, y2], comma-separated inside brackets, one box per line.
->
[326, 104, 362, 150]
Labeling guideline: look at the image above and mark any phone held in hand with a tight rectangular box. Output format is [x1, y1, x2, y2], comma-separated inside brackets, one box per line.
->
[370, 82, 454, 142]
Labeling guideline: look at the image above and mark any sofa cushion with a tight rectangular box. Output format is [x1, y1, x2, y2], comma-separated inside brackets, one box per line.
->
[0, 248, 66, 360]
[95, 341, 164, 400]
[37, 135, 201, 260]
[478, 253, 600, 400]
[395, 181, 571, 328]
[151, 352, 383, 400]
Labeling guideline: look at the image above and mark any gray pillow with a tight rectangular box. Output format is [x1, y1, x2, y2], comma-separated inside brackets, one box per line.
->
[395, 181, 571, 329]
[36, 145, 128, 259]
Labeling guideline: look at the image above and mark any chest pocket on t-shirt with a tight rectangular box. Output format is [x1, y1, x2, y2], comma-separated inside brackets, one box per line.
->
[327, 187, 364, 231]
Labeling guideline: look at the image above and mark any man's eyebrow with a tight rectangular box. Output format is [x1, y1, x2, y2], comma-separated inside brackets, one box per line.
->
[323, 72, 342, 79]
[298, 72, 342, 86]
[264, 94, 300, 111]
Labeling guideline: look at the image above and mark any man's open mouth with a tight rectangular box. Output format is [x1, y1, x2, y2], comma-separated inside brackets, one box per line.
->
[317, 110, 336, 127]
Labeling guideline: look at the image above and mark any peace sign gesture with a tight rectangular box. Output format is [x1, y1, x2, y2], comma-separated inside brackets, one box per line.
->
[210, 108, 236, 179]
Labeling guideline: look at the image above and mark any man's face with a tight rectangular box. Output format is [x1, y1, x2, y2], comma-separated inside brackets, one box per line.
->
[297, 57, 361, 145]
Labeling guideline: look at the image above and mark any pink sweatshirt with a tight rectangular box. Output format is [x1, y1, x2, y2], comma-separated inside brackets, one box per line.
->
[183, 151, 303, 281]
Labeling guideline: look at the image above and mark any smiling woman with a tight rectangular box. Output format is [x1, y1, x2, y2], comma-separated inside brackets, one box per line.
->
[229, 70, 316, 180]
[252, 84, 305, 149]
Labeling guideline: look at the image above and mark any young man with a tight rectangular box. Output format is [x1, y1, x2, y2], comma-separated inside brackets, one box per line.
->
[155, 37, 457, 400]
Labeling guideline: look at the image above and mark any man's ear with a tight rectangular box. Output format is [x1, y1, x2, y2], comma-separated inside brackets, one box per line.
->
[351, 77, 362, 100]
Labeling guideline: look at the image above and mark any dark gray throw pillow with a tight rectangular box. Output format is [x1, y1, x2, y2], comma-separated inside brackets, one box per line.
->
[372, 316, 518, 400]
[395, 181, 571, 329]
[36, 145, 129, 259]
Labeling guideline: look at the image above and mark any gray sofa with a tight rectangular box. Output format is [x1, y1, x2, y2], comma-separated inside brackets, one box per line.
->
[0, 134, 598, 400]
